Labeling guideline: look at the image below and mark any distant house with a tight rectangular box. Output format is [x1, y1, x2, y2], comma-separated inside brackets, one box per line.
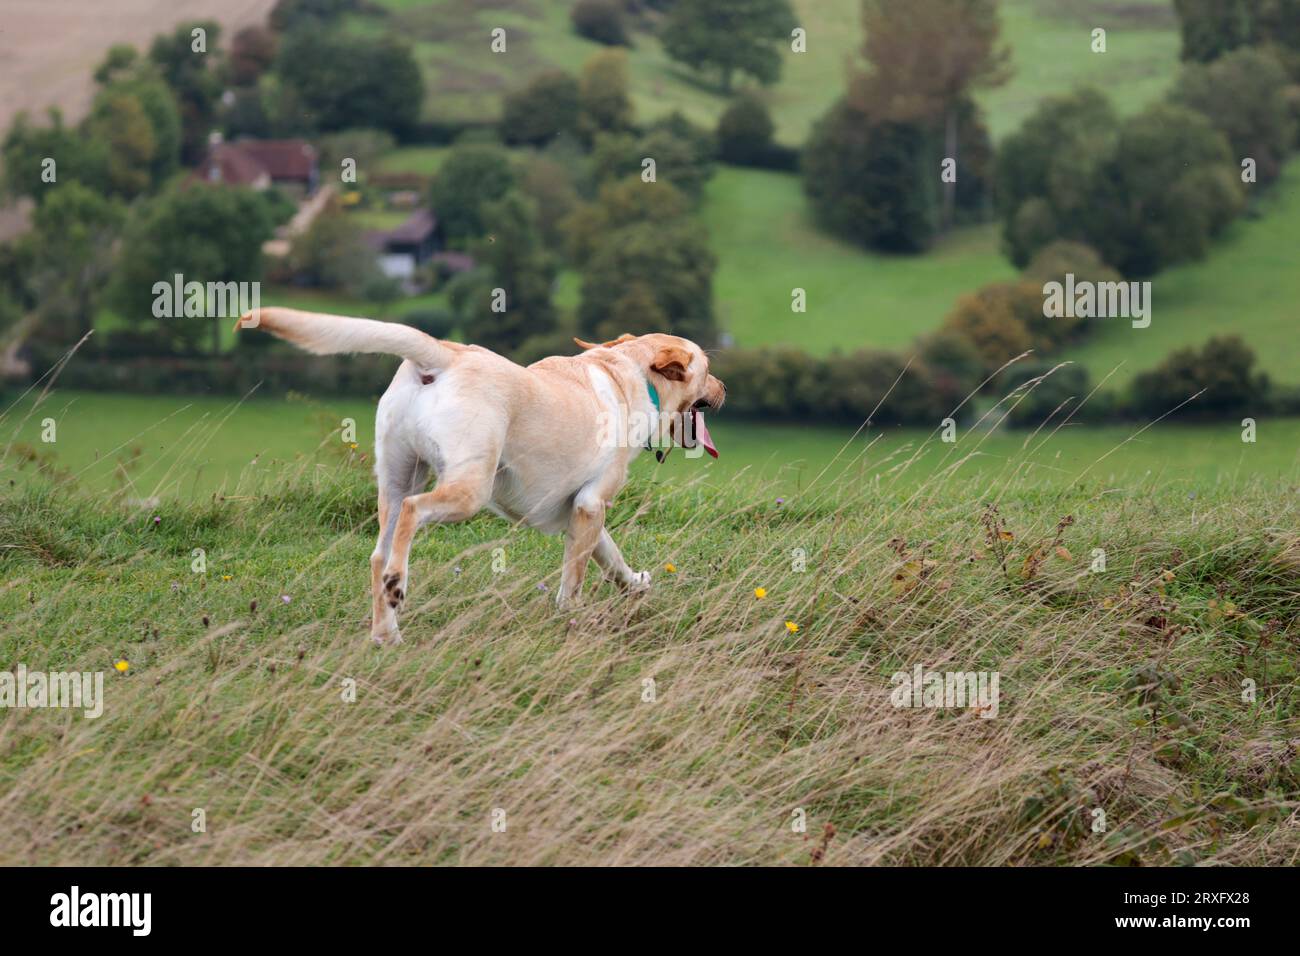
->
[365, 209, 439, 281]
[195, 135, 320, 197]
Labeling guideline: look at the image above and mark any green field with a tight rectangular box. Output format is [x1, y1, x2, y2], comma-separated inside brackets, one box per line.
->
[699, 169, 1014, 353]
[4, 397, 1297, 865]
[362, 0, 1180, 145]
[4, 391, 1298, 503]
[700, 160, 1300, 383]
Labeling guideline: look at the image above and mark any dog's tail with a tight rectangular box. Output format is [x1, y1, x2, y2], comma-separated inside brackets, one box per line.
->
[235, 307, 456, 370]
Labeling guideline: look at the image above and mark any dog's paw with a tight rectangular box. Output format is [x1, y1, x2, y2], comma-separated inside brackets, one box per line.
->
[371, 627, 403, 647]
[627, 570, 651, 593]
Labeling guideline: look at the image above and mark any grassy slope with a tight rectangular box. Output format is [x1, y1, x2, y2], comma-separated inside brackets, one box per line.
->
[698, 169, 1014, 353]
[364, 1, 1298, 385]
[5, 391, 1300, 501]
[368, 0, 1179, 144]
[1066, 163, 1300, 386]
[700, 158, 1300, 381]
[2, 434, 1297, 865]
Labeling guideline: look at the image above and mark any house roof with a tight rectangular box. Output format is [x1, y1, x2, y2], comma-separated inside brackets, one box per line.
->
[384, 208, 436, 244]
[235, 140, 318, 182]
[195, 139, 317, 187]
[364, 210, 438, 253]
[200, 143, 268, 187]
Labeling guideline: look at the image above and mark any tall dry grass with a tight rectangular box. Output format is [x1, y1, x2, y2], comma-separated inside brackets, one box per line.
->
[1, 370, 1298, 865]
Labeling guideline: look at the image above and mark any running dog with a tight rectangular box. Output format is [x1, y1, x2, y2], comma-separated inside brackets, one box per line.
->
[237, 308, 724, 644]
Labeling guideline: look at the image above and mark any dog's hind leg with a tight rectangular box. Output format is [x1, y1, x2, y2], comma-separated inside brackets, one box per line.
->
[593, 528, 651, 594]
[379, 466, 493, 633]
[370, 456, 429, 645]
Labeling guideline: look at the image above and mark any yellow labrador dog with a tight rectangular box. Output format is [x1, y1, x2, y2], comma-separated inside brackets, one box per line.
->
[237, 308, 725, 644]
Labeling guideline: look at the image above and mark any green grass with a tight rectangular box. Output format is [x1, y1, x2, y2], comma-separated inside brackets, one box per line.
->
[5, 391, 1299, 502]
[3, 390, 1297, 864]
[373, 145, 452, 176]
[700, 159, 1300, 384]
[361, 0, 1180, 145]
[699, 168, 1015, 353]
[347, 208, 412, 230]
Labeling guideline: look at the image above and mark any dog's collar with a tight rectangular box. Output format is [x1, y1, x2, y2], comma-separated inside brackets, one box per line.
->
[646, 381, 665, 462]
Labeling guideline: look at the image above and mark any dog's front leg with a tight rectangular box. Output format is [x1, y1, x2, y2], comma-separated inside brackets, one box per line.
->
[557, 498, 605, 607]
[593, 528, 650, 593]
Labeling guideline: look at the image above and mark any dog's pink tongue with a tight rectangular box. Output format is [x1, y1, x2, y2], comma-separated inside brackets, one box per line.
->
[691, 406, 718, 458]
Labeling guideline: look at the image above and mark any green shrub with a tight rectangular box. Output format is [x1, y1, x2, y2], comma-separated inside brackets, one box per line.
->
[571, 0, 630, 46]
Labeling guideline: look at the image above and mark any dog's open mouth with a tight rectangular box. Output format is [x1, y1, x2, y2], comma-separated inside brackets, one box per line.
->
[684, 402, 718, 458]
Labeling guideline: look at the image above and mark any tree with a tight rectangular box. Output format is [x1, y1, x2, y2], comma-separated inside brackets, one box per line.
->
[578, 49, 634, 141]
[578, 218, 716, 343]
[591, 113, 715, 199]
[995, 88, 1117, 266]
[501, 70, 580, 146]
[428, 144, 517, 243]
[93, 44, 139, 85]
[227, 25, 278, 87]
[519, 155, 580, 251]
[803, 100, 938, 252]
[571, 0, 630, 46]
[85, 92, 157, 198]
[287, 208, 381, 293]
[1, 109, 109, 202]
[1086, 104, 1243, 276]
[661, 0, 796, 91]
[276, 25, 423, 135]
[26, 183, 125, 344]
[93, 67, 183, 187]
[456, 192, 557, 355]
[1252, 0, 1300, 80]
[854, 0, 1010, 230]
[1171, 47, 1294, 184]
[111, 185, 273, 354]
[1173, 0, 1252, 62]
[149, 20, 224, 163]
[995, 92, 1243, 274]
[716, 93, 775, 165]
[564, 176, 692, 266]
[941, 283, 1034, 375]
[1131, 336, 1267, 418]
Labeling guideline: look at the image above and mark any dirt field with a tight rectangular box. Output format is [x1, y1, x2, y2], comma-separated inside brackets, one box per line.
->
[0, 0, 276, 239]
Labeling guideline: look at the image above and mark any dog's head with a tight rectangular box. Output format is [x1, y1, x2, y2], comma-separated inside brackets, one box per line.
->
[574, 332, 726, 457]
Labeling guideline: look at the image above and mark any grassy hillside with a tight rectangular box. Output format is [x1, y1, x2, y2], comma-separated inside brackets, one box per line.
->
[363, 0, 1180, 144]
[700, 160, 1300, 383]
[699, 169, 1015, 353]
[2, 430, 1297, 865]
[5, 391, 1299, 501]
[1066, 162, 1300, 386]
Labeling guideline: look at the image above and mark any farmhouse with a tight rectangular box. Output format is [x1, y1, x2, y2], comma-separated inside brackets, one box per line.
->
[195, 134, 320, 197]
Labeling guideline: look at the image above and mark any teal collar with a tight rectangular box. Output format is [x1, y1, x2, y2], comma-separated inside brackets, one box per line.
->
[646, 381, 663, 461]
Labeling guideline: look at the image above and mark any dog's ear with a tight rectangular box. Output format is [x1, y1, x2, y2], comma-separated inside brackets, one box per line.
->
[574, 333, 637, 350]
[650, 344, 692, 382]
